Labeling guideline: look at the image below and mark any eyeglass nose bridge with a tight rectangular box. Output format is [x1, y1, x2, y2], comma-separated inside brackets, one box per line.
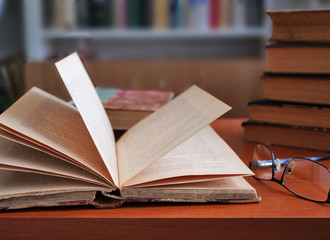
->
[275, 158, 281, 172]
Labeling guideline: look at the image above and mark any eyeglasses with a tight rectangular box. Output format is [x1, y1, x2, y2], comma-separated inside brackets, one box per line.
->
[249, 144, 330, 203]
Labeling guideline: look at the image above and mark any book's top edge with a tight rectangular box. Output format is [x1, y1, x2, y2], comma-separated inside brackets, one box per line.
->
[248, 99, 330, 108]
[266, 9, 330, 14]
[242, 120, 330, 132]
[262, 72, 330, 79]
[266, 42, 330, 48]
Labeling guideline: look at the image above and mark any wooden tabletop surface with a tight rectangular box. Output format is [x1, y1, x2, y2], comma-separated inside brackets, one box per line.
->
[0, 118, 329, 240]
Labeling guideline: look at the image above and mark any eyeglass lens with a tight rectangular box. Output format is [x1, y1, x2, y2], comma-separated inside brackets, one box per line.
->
[250, 144, 330, 202]
[283, 158, 329, 202]
[250, 144, 273, 180]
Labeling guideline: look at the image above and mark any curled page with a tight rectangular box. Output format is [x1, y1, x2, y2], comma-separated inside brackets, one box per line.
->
[55, 53, 119, 187]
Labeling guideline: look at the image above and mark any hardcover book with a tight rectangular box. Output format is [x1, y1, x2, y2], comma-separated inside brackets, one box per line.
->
[266, 43, 330, 74]
[243, 121, 330, 152]
[262, 74, 330, 105]
[0, 53, 259, 210]
[267, 9, 330, 43]
[248, 100, 330, 129]
[97, 87, 174, 130]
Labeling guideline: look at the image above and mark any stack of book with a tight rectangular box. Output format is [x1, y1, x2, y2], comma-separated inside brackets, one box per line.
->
[243, 9, 330, 151]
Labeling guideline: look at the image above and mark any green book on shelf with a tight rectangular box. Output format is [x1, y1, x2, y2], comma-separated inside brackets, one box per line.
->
[126, 0, 142, 28]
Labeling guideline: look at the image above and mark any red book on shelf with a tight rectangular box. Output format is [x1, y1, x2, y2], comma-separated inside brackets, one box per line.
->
[210, 0, 220, 29]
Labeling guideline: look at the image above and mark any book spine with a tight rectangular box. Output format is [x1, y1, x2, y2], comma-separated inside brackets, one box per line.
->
[153, 0, 169, 29]
[220, 0, 231, 28]
[126, 0, 141, 29]
[232, 0, 246, 28]
[245, 0, 264, 27]
[118, 0, 127, 29]
[209, 0, 219, 29]
[76, 0, 90, 28]
[141, 0, 153, 28]
[89, 0, 111, 27]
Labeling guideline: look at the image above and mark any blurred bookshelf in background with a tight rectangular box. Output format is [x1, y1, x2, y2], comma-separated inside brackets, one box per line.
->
[24, 0, 266, 61]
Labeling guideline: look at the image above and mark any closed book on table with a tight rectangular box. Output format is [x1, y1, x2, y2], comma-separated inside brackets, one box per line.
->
[267, 9, 330, 43]
[266, 44, 330, 74]
[248, 100, 330, 129]
[243, 121, 330, 152]
[97, 87, 174, 130]
[262, 74, 330, 105]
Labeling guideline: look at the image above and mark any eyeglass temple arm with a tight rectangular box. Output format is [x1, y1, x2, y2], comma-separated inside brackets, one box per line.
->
[252, 155, 330, 168]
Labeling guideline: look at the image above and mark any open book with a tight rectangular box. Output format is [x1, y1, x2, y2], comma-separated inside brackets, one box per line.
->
[0, 53, 259, 210]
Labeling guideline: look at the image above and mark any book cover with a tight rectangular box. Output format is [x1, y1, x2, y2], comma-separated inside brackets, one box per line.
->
[266, 43, 330, 74]
[243, 121, 330, 152]
[248, 99, 330, 129]
[267, 9, 330, 43]
[262, 73, 330, 105]
[103, 89, 174, 111]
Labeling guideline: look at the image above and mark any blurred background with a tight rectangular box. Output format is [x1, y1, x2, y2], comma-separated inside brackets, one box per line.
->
[1, 0, 330, 116]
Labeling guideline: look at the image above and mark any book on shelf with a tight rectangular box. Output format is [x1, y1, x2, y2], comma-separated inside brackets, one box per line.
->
[248, 100, 330, 129]
[267, 9, 330, 43]
[243, 121, 330, 152]
[209, 0, 220, 29]
[262, 74, 330, 105]
[96, 87, 174, 130]
[0, 53, 259, 210]
[153, 0, 169, 29]
[266, 43, 330, 74]
[220, 0, 232, 28]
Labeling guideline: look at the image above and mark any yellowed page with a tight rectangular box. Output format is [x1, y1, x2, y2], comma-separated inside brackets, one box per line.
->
[0, 87, 113, 186]
[117, 85, 231, 187]
[55, 53, 118, 187]
[122, 126, 253, 187]
[0, 137, 110, 188]
[0, 169, 110, 200]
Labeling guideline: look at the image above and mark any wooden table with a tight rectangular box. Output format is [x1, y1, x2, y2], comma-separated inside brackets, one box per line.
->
[0, 119, 329, 240]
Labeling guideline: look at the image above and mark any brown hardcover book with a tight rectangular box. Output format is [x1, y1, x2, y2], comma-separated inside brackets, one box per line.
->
[248, 100, 330, 129]
[0, 53, 259, 210]
[98, 88, 174, 130]
[266, 43, 330, 74]
[267, 9, 330, 43]
[243, 121, 330, 152]
[262, 74, 330, 105]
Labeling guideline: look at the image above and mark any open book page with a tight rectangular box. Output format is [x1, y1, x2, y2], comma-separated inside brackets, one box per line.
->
[55, 53, 118, 187]
[0, 169, 110, 200]
[117, 85, 232, 187]
[122, 125, 253, 187]
[0, 137, 110, 188]
[0, 87, 113, 186]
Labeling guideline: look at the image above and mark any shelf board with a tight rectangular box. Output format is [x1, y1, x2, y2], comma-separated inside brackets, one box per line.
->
[42, 28, 267, 40]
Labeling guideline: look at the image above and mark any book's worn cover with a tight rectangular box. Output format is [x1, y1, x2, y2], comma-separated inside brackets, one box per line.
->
[102, 89, 174, 111]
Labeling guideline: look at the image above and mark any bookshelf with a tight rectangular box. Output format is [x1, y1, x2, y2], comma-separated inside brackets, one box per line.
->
[22, 0, 267, 117]
[23, 0, 267, 61]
